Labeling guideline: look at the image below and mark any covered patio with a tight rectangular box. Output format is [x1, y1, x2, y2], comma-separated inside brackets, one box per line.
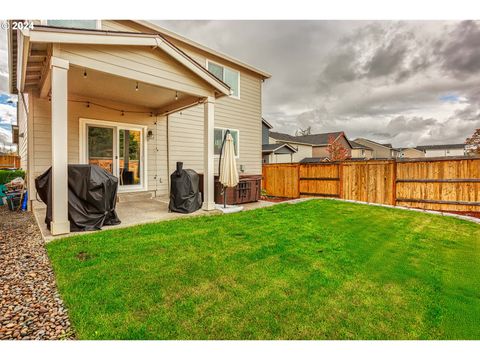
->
[16, 25, 233, 235]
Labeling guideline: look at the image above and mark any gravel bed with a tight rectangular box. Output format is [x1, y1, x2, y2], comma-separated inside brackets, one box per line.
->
[0, 206, 74, 340]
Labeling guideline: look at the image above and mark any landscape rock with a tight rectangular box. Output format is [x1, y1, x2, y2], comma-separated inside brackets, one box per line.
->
[0, 206, 74, 340]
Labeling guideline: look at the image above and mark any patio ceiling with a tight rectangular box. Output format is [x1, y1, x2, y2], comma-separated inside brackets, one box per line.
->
[68, 65, 194, 110]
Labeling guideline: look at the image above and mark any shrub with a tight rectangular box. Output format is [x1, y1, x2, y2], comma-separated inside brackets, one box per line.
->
[0, 169, 26, 185]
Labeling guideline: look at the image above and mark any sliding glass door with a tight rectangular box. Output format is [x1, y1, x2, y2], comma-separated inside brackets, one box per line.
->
[83, 120, 145, 191]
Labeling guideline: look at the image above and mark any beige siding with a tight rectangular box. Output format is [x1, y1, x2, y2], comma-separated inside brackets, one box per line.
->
[401, 148, 425, 158]
[28, 94, 169, 202]
[351, 148, 373, 159]
[354, 139, 396, 159]
[58, 44, 214, 97]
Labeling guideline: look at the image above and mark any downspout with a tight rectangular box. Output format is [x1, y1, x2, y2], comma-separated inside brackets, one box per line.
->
[166, 115, 170, 197]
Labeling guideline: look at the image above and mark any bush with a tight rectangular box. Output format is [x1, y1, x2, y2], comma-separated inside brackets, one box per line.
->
[0, 169, 26, 185]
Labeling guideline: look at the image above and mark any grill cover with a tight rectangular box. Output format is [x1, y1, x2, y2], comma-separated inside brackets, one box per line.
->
[169, 162, 202, 213]
[35, 164, 121, 231]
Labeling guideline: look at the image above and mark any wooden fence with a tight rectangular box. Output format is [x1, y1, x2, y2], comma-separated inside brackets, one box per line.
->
[0, 155, 20, 169]
[262, 157, 480, 212]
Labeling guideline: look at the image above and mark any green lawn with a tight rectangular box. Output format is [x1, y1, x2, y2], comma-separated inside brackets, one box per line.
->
[46, 199, 480, 340]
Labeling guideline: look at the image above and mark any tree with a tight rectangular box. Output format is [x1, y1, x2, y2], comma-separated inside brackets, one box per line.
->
[465, 128, 480, 155]
[326, 134, 350, 161]
[295, 126, 311, 136]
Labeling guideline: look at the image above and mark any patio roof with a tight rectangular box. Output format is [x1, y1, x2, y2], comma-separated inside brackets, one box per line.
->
[9, 25, 231, 97]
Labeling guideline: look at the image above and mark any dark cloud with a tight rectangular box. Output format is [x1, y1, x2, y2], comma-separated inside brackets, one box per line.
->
[436, 20, 480, 79]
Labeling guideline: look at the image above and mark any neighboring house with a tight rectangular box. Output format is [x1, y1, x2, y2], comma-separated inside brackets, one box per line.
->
[399, 147, 426, 158]
[353, 138, 400, 159]
[269, 131, 352, 161]
[261, 118, 297, 163]
[416, 144, 466, 157]
[350, 140, 373, 159]
[8, 20, 270, 235]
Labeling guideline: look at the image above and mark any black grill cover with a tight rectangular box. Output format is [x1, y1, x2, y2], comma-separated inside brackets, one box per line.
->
[169, 162, 202, 213]
[35, 164, 121, 232]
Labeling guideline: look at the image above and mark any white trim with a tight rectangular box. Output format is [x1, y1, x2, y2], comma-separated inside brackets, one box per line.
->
[214, 127, 240, 159]
[79, 118, 148, 193]
[206, 59, 240, 99]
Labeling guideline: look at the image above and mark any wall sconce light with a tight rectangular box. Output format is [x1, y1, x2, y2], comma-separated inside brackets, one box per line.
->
[240, 164, 245, 173]
[147, 130, 154, 140]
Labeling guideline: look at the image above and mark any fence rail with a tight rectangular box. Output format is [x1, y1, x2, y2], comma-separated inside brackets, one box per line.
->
[0, 155, 20, 169]
[262, 157, 480, 212]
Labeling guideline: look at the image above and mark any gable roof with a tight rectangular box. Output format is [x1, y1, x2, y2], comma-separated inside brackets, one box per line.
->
[416, 144, 465, 151]
[270, 131, 349, 147]
[349, 140, 372, 150]
[354, 138, 400, 152]
[262, 143, 297, 154]
[262, 118, 273, 129]
[9, 25, 232, 96]
[131, 21, 271, 79]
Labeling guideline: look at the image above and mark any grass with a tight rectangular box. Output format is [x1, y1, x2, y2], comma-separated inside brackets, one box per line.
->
[46, 199, 480, 340]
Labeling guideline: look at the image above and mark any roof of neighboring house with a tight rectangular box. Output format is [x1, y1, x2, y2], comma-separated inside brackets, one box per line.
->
[262, 143, 297, 154]
[354, 138, 400, 152]
[350, 140, 372, 150]
[262, 118, 273, 129]
[132, 20, 271, 79]
[299, 157, 331, 163]
[270, 131, 350, 147]
[416, 144, 466, 151]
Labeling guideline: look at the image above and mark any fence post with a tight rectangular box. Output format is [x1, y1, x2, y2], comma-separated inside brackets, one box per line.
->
[296, 163, 300, 198]
[392, 160, 397, 206]
[338, 162, 344, 199]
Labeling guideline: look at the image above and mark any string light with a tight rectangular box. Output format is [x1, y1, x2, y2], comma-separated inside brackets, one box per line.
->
[135, 82, 139, 91]
[121, 110, 125, 116]
[83, 69, 87, 78]
[175, 91, 178, 100]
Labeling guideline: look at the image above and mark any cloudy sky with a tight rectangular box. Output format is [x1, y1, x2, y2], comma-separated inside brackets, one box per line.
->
[1, 20, 480, 148]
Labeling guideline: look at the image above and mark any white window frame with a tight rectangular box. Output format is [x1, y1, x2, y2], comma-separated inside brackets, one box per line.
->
[41, 20, 102, 30]
[214, 127, 240, 159]
[206, 59, 241, 99]
[79, 118, 148, 193]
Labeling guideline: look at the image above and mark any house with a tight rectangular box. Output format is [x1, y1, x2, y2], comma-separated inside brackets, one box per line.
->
[8, 20, 270, 235]
[399, 147, 425, 158]
[416, 144, 465, 157]
[261, 118, 297, 163]
[353, 138, 400, 159]
[350, 140, 373, 159]
[268, 130, 352, 162]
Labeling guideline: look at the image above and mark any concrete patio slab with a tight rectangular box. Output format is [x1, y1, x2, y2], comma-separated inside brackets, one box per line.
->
[33, 197, 280, 242]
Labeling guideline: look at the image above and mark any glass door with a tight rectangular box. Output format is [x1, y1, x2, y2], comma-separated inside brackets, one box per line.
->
[118, 128, 142, 188]
[84, 120, 144, 192]
[87, 125, 116, 175]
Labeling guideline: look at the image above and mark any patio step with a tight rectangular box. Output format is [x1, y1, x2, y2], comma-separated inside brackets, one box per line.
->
[117, 191, 155, 203]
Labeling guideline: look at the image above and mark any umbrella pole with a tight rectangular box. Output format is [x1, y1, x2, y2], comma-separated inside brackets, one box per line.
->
[224, 186, 227, 208]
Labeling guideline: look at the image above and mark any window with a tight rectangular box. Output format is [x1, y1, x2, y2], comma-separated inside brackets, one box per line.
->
[46, 20, 99, 30]
[214, 128, 239, 157]
[207, 60, 240, 98]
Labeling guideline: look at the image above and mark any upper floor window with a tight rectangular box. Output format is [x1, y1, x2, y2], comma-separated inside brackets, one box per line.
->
[45, 20, 100, 30]
[214, 128, 239, 158]
[207, 60, 240, 98]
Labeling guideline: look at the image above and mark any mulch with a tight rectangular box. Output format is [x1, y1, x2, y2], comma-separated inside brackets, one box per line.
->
[0, 206, 74, 340]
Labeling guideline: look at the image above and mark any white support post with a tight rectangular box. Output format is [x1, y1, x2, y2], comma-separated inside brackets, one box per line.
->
[202, 96, 216, 211]
[50, 57, 70, 235]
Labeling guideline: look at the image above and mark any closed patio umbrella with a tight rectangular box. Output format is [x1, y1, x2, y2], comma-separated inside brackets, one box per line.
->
[219, 130, 239, 208]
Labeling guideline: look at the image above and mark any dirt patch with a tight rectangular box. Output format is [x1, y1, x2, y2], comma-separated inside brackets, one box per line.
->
[260, 196, 296, 203]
